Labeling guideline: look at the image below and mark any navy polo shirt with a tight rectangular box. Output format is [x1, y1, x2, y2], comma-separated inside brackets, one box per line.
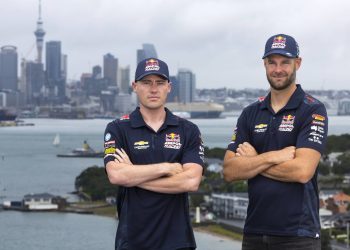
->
[227, 85, 328, 238]
[104, 107, 204, 250]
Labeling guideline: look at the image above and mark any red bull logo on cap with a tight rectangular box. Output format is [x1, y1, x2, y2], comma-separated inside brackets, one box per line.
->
[271, 36, 286, 49]
[145, 59, 160, 71]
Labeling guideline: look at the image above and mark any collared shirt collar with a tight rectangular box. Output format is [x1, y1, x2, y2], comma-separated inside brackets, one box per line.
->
[260, 84, 305, 112]
[130, 107, 179, 129]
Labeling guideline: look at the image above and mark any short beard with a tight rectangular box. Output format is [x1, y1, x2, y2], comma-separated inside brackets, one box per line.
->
[267, 67, 296, 91]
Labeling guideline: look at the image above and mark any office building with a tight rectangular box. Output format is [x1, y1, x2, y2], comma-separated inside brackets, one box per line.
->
[177, 69, 196, 103]
[25, 61, 45, 105]
[167, 76, 179, 102]
[46, 41, 65, 103]
[103, 53, 118, 86]
[137, 43, 158, 63]
[0, 46, 18, 91]
[119, 66, 130, 94]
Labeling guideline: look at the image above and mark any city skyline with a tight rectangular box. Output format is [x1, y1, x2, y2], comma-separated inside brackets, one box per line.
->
[0, 0, 349, 90]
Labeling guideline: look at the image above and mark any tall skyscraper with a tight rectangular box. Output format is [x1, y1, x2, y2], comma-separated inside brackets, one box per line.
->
[136, 43, 158, 63]
[103, 53, 118, 86]
[177, 69, 196, 103]
[25, 61, 45, 105]
[34, 0, 45, 63]
[92, 65, 102, 79]
[61, 54, 67, 81]
[46, 41, 65, 102]
[119, 66, 130, 94]
[0, 46, 18, 91]
[167, 76, 179, 102]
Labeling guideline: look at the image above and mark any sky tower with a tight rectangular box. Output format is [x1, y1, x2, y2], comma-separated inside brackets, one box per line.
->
[34, 0, 45, 63]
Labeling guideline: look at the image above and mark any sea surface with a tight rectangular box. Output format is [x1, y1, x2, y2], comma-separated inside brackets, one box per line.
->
[0, 116, 349, 250]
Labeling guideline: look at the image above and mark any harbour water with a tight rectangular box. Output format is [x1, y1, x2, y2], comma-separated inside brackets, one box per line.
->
[0, 116, 349, 249]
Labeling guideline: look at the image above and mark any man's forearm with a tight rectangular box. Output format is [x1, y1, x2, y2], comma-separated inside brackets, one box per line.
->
[261, 148, 321, 183]
[106, 161, 181, 187]
[138, 164, 203, 194]
[223, 151, 275, 181]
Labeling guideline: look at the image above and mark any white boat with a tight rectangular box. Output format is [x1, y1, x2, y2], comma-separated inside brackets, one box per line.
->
[53, 134, 60, 146]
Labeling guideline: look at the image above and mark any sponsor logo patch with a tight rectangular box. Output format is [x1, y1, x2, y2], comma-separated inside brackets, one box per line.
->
[258, 96, 266, 102]
[278, 115, 295, 132]
[104, 147, 116, 154]
[271, 36, 287, 49]
[145, 59, 160, 71]
[164, 133, 182, 149]
[199, 134, 205, 162]
[134, 141, 149, 150]
[312, 120, 325, 126]
[254, 124, 268, 133]
[105, 133, 111, 141]
[120, 114, 130, 120]
[104, 140, 116, 149]
[230, 127, 237, 143]
[312, 114, 326, 121]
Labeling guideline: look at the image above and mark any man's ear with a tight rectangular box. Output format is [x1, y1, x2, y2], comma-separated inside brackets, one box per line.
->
[132, 81, 137, 92]
[168, 82, 172, 93]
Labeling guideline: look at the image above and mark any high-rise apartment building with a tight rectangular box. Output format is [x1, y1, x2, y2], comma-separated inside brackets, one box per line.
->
[136, 43, 158, 63]
[103, 53, 118, 86]
[167, 76, 179, 102]
[177, 69, 196, 103]
[119, 66, 130, 94]
[46, 41, 65, 103]
[0, 45, 18, 91]
[25, 61, 45, 105]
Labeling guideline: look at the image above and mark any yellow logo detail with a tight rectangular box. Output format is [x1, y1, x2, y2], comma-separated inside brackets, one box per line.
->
[104, 148, 115, 154]
[134, 141, 149, 146]
[255, 124, 268, 129]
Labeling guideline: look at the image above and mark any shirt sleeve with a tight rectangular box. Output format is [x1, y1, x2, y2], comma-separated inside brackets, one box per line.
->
[103, 120, 124, 166]
[227, 110, 250, 152]
[181, 123, 205, 167]
[296, 104, 328, 154]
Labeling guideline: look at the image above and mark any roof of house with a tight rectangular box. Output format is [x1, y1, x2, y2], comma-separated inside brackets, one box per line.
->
[24, 193, 56, 199]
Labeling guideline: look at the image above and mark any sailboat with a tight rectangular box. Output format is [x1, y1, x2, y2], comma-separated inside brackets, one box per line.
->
[53, 134, 60, 147]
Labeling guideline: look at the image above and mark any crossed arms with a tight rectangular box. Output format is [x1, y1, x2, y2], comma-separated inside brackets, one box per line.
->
[106, 149, 203, 194]
[223, 142, 321, 184]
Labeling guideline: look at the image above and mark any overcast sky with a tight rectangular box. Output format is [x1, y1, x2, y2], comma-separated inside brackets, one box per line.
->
[0, 0, 349, 90]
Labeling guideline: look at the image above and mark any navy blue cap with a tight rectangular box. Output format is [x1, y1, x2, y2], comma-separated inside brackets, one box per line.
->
[262, 34, 299, 59]
[135, 58, 169, 81]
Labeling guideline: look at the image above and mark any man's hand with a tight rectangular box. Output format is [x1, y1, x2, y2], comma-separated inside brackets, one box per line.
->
[166, 163, 183, 176]
[236, 142, 258, 157]
[113, 148, 132, 165]
[270, 146, 296, 164]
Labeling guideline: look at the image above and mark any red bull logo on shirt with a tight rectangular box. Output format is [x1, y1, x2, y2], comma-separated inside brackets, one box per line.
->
[145, 59, 160, 71]
[279, 115, 295, 132]
[164, 133, 182, 149]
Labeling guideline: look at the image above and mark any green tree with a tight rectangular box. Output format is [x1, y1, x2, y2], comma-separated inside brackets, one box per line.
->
[325, 134, 350, 154]
[75, 166, 118, 201]
[318, 162, 331, 176]
[333, 153, 350, 175]
[205, 147, 226, 159]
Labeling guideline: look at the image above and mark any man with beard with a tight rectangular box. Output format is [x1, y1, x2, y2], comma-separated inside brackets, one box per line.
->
[223, 34, 328, 250]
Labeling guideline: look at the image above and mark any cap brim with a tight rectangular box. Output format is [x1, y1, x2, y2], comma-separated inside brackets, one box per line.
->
[262, 50, 297, 59]
[135, 72, 169, 81]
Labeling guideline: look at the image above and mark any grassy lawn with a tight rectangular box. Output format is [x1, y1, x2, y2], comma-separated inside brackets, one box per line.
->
[194, 224, 243, 241]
